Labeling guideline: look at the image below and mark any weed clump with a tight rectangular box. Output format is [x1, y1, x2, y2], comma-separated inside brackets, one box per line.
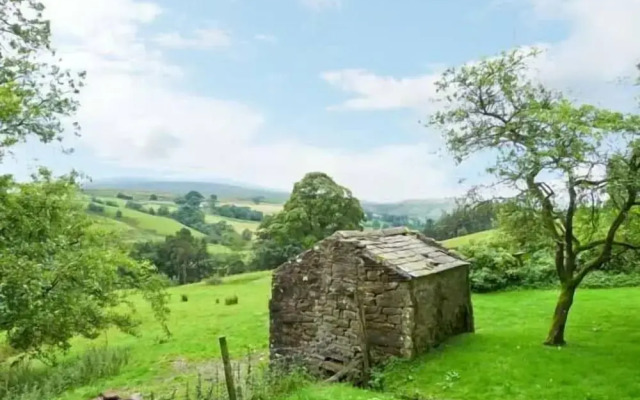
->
[181, 294, 189, 302]
[224, 295, 238, 305]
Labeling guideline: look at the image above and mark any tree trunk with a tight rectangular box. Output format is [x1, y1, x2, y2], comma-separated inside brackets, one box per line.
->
[544, 284, 576, 346]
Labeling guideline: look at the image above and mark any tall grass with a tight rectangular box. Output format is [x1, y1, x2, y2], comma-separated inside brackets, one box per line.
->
[0, 347, 130, 400]
[148, 352, 310, 400]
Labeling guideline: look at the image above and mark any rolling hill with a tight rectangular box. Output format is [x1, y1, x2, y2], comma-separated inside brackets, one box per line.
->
[85, 179, 455, 219]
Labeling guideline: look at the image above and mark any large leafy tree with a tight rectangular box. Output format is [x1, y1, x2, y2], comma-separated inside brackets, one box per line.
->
[0, 1, 169, 360]
[252, 172, 364, 269]
[430, 48, 640, 345]
[0, 171, 170, 360]
[131, 228, 212, 285]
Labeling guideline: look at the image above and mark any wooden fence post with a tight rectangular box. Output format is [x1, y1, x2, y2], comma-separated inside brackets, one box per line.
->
[219, 336, 237, 400]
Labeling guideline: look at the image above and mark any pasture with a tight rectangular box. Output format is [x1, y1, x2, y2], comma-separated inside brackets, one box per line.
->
[24, 271, 640, 400]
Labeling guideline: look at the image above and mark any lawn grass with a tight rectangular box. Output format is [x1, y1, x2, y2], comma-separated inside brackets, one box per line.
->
[383, 288, 640, 400]
[205, 213, 261, 232]
[220, 201, 283, 215]
[47, 272, 640, 400]
[441, 229, 496, 248]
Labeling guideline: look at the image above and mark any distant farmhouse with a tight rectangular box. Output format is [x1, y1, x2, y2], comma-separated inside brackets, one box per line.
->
[269, 227, 474, 381]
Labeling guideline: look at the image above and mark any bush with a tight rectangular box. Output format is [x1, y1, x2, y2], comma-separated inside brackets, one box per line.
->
[105, 200, 119, 207]
[86, 203, 105, 213]
[90, 197, 105, 205]
[181, 294, 188, 302]
[157, 205, 171, 216]
[115, 210, 123, 219]
[581, 271, 640, 289]
[116, 192, 133, 200]
[205, 275, 223, 285]
[224, 295, 238, 305]
[459, 241, 555, 292]
[125, 201, 144, 212]
[150, 194, 158, 201]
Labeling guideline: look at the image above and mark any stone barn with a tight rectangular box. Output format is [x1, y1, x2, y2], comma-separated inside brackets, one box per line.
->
[269, 227, 474, 380]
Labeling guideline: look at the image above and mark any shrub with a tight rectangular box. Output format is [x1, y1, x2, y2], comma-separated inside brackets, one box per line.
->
[116, 192, 133, 200]
[125, 201, 144, 212]
[91, 197, 105, 205]
[181, 294, 188, 302]
[115, 210, 123, 219]
[150, 194, 158, 201]
[224, 295, 238, 305]
[86, 203, 105, 213]
[205, 275, 223, 285]
[105, 200, 119, 207]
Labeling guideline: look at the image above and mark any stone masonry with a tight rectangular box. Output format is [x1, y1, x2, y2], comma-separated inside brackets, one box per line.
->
[269, 227, 474, 381]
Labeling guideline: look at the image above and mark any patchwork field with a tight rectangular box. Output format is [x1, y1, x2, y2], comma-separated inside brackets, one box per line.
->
[33, 271, 640, 400]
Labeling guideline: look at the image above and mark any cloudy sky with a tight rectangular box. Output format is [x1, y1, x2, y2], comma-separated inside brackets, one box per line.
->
[4, 0, 639, 201]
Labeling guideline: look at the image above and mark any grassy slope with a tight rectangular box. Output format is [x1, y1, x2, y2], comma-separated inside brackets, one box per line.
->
[54, 272, 640, 400]
[441, 229, 496, 248]
[205, 213, 261, 232]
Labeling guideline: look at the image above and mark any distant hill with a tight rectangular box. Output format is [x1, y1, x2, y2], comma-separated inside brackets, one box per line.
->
[83, 178, 289, 203]
[85, 179, 455, 219]
[362, 198, 455, 220]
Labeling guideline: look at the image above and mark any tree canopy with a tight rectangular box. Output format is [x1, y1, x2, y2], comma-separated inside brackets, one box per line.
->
[0, 172, 169, 360]
[430, 47, 640, 345]
[251, 172, 364, 270]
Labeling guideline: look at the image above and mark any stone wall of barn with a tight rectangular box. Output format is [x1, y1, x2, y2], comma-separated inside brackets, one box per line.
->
[410, 265, 474, 354]
[269, 239, 415, 379]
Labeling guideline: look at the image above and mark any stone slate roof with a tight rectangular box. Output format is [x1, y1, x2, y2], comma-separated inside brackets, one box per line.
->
[334, 227, 469, 279]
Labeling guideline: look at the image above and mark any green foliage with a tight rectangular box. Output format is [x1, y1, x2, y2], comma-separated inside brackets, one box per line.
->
[149, 194, 158, 201]
[181, 294, 188, 302]
[125, 200, 145, 212]
[131, 228, 212, 285]
[251, 172, 364, 270]
[115, 210, 123, 219]
[241, 228, 253, 241]
[86, 202, 105, 213]
[423, 200, 497, 240]
[157, 205, 171, 216]
[0, 0, 83, 159]
[116, 192, 133, 200]
[105, 200, 119, 207]
[0, 347, 130, 400]
[210, 252, 248, 276]
[0, 172, 169, 359]
[430, 46, 640, 344]
[224, 295, 239, 305]
[213, 204, 263, 221]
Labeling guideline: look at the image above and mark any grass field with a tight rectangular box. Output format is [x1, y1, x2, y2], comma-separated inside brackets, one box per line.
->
[40, 271, 640, 400]
[220, 201, 283, 215]
[441, 229, 497, 248]
[205, 213, 261, 232]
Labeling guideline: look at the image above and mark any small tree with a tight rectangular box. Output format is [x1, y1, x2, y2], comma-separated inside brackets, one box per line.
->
[149, 194, 158, 201]
[115, 210, 123, 219]
[430, 48, 640, 345]
[157, 205, 170, 216]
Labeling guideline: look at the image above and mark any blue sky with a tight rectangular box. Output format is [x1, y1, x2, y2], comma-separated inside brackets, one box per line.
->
[4, 0, 639, 201]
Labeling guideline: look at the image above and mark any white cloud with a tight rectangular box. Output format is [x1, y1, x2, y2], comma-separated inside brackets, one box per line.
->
[153, 28, 231, 49]
[321, 69, 441, 111]
[36, 0, 461, 202]
[300, 0, 342, 11]
[323, 0, 640, 112]
[254, 33, 278, 44]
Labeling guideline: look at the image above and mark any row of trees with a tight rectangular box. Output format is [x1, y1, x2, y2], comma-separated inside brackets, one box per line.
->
[423, 200, 497, 240]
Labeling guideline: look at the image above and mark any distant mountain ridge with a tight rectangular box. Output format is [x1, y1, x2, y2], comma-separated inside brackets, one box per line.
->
[85, 179, 454, 219]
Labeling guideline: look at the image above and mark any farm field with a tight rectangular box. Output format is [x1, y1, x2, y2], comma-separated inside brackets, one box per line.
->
[205, 213, 261, 232]
[441, 229, 496, 249]
[36, 272, 640, 400]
